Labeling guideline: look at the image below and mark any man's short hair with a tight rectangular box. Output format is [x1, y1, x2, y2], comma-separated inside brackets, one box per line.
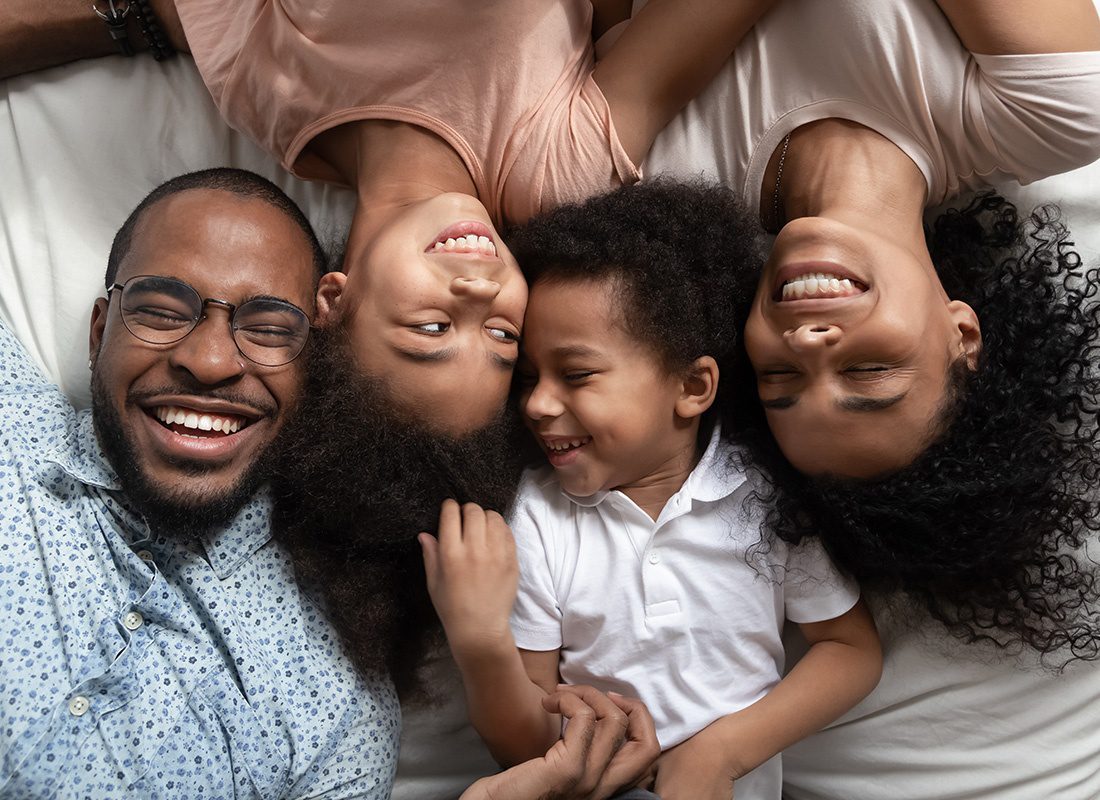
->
[105, 168, 328, 288]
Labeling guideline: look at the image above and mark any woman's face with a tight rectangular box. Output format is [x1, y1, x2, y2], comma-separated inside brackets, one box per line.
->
[743, 216, 981, 478]
[323, 193, 528, 434]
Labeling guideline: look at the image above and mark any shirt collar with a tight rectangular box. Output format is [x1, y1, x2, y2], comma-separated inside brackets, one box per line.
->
[201, 488, 276, 579]
[45, 410, 123, 491]
[561, 423, 747, 509]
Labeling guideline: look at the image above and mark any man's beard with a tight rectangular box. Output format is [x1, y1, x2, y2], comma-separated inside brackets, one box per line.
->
[91, 369, 275, 540]
[272, 326, 527, 696]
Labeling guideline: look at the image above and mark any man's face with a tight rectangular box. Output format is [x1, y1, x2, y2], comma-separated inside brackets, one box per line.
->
[88, 188, 317, 532]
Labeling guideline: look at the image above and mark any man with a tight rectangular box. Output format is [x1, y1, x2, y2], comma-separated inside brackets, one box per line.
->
[0, 167, 657, 799]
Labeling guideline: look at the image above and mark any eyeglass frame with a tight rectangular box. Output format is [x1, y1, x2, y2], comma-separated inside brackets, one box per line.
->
[106, 274, 313, 367]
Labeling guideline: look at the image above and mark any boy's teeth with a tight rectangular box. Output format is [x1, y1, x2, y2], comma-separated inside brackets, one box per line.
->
[546, 437, 590, 452]
[154, 405, 247, 435]
[780, 272, 860, 300]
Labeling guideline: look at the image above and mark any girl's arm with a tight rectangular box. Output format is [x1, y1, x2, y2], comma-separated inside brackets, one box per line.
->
[592, 0, 776, 166]
[419, 500, 560, 766]
[933, 0, 1100, 54]
[652, 598, 882, 800]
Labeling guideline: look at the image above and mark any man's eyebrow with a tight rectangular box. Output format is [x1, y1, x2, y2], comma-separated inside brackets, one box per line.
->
[761, 391, 910, 412]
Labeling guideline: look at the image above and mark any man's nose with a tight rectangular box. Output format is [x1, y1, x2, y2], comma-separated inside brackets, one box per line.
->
[167, 308, 247, 384]
[450, 276, 502, 301]
[783, 323, 842, 353]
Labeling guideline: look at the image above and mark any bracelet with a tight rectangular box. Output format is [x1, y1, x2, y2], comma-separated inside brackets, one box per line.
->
[129, 0, 176, 61]
[92, 0, 134, 57]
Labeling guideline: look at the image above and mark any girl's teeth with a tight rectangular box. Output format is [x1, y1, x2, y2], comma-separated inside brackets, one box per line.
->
[780, 272, 862, 300]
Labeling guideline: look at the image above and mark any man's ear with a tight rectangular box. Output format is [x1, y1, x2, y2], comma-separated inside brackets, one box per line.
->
[88, 297, 109, 369]
[316, 271, 348, 328]
[675, 355, 719, 420]
[947, 300, 982, 370]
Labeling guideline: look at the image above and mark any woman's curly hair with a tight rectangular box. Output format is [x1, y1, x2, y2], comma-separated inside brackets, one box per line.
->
[731, 192, 1100, 660]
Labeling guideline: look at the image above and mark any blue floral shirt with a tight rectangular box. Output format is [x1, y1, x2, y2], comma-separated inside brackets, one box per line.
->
[0, 321, 400, 799]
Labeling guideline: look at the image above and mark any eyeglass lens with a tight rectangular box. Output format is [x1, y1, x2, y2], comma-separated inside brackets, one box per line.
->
[118, 276, 309, 366]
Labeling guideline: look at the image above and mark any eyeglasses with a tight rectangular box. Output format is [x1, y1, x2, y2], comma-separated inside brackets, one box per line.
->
[108, 275, 311, 367]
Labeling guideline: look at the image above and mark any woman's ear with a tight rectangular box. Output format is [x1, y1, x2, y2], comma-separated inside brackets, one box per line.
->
[947, 300, 982, 370]
[316, 271, 348, 328]
[675, 355, 719, 420]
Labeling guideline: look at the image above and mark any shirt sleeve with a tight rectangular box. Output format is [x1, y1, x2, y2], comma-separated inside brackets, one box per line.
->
[0, 318, 55, 396]
[508, 478, 566, 652]
[783, 536, 861, 625]
[967, 50, 1100, 186]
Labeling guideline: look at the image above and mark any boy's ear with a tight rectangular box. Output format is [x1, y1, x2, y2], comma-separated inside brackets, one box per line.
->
[316, 271, 347, 328]
[675, 355, 718, 420]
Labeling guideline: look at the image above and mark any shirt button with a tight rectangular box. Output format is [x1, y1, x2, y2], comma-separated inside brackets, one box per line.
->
[136, 550, 154, 562]
[123, 611, 144, 631]
[648, 552, 660, 565]
[68, 696, 90, 717]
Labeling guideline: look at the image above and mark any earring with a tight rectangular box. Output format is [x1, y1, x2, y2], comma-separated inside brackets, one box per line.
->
[88, 359, 93, 370]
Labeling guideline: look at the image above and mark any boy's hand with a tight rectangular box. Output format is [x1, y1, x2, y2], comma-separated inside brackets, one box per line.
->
[460, 686, 660, 800]
[654, 720, 738, 800]
[419, 499, 519, 660]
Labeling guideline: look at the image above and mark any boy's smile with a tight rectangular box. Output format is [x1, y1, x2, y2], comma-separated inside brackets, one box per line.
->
[519, 279, 700, 512]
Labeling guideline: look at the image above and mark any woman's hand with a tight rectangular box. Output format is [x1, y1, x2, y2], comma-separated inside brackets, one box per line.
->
[653, 721, 738, 800]
[419, 499, 519, 661]
[460, 685, 661, 800]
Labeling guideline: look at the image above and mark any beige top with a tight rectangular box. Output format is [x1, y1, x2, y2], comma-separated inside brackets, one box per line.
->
[176, 0, 640, 224]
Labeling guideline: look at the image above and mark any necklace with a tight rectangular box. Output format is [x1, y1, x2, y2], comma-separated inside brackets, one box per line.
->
[768, 132, 792, 234]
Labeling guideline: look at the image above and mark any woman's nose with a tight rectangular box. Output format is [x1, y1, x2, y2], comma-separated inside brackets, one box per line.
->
[451, 276, 502, 301]
[783, 323, 842, 353]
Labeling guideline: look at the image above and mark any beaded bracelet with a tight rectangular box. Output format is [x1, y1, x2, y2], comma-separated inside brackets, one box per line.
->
[129, 0, 176, 61]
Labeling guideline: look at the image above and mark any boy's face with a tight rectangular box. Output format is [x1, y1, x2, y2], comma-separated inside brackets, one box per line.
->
[518, 279, 687, 498]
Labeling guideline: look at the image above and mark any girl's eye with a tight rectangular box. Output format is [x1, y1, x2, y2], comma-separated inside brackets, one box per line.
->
[563, 371, 594, 383]
[488, 326, 519, 343]
[757, 368, 798, 383]
[414, 322, 449, 334]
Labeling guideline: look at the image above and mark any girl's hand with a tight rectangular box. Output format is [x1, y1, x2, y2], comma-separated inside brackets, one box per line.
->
[419, 498, 519, 660]
[653, 722, 737, 800]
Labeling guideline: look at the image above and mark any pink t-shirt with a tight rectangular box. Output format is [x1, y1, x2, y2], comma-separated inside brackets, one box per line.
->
[176, 0, 640, 224]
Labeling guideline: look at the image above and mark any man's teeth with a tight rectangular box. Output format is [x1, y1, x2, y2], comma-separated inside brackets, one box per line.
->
[781, 273, 861, 300]
[431, 234, 497, 256]
[546, 437, 590, 452]
[155, 406, 246, 434]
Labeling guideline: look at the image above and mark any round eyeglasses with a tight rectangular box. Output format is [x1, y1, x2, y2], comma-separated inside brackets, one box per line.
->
[108, 275, 311, 367]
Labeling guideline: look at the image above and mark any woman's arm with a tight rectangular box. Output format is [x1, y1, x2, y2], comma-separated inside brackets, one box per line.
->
[420, 500, 561, 766]
[0, 0, 187, 80]
[652, 599, 882, 800]
[593, 0, 776, 166]
[934, 0, 1100, 55]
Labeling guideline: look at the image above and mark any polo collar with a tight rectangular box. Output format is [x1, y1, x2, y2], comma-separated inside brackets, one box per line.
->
[561, 424, 747, 509]
[201, 488, 276, 579]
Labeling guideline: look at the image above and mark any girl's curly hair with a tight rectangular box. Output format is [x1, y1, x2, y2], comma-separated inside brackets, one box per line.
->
[731, 192, 1100, 660]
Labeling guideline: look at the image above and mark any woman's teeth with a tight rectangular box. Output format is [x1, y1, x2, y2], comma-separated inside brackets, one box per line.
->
[781, 273, 861, 300]
[155, 405, 247, 435]
[431, 234, 497, 256]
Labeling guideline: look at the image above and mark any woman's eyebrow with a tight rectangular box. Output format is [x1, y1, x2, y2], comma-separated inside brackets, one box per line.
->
[761, 391, 909, 412]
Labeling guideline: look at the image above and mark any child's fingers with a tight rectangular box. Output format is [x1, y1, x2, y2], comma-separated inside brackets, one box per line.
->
[437, 498, 463, 557]
[418, 532, 438, 579]
[485, 509, 516, 558]
[461, 501, 488, 547]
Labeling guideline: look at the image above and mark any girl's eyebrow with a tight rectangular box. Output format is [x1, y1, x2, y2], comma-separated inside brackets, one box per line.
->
[550, 344, 602, 358]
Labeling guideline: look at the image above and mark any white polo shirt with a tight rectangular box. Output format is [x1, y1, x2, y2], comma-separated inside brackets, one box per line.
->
[509, 427, 859, 799]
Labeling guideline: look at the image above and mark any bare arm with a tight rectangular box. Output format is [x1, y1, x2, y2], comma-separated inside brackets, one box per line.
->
[419, 500, 560, 766]
[653, 599, 882, 800]
[592, 0, 775, 166]
[0, 0, 187, 80]
[934, 0, 1100, 55]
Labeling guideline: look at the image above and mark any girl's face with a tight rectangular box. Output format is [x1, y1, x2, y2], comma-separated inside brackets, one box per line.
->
[324, 193, 528, 434]
[744, 216, 981, 477]
[518, 279, 688, 499]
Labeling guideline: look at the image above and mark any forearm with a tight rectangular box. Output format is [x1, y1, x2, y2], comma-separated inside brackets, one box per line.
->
[453, 640, 561, 767]
[0, 0, 187, 80]
[934, 0, 1100, 55]
[594, 0, 775, 164]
